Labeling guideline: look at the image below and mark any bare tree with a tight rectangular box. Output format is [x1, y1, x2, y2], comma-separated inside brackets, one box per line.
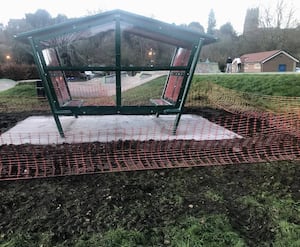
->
[259, 0, 298, 29]
[254, 0, 299, 52]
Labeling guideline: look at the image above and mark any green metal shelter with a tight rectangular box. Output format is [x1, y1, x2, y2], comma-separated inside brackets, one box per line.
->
[16, 9, 216, 137]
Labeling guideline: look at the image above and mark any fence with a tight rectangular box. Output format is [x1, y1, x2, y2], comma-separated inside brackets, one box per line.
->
[0, 81, 299, 180]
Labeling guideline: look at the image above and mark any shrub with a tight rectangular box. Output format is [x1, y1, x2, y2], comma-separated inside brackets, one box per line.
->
[0, 63, 39, 80]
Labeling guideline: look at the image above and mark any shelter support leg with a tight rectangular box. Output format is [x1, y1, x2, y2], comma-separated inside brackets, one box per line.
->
[172, 112, 182, 135]
[53, 114, 65, 138]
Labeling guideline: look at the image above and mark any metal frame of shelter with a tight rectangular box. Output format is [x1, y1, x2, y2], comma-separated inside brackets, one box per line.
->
[16, 9, 216, 137]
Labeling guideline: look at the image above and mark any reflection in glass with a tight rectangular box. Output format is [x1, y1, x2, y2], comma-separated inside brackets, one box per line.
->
[40, 23, 116, 67]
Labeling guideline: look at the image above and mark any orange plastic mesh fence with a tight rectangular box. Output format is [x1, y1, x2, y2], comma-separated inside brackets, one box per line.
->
[0, 136, 299, 180]
[1, 85, 300, 180]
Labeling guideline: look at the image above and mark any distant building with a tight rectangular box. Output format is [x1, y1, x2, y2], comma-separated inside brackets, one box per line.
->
[240, 50, 299, 73]
[195, 60, 220, 74]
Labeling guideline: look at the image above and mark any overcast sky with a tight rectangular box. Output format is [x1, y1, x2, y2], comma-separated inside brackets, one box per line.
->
[1, 0, 299, 34]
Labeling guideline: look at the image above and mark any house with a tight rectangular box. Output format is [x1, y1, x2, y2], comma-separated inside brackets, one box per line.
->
[240, 50, 299, 73]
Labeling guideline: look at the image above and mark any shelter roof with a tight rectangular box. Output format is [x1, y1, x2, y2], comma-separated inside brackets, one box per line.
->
[15, 9, 216, 47]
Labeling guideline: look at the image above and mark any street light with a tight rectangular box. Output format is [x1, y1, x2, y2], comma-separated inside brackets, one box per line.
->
[148, 48, 155, 66]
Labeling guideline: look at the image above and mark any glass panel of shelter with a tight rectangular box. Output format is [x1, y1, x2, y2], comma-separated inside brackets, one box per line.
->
[119, 23, 192, 107]
[40, 22, 117, 107]
[39, 20, 193, 109]
[120, 25, 177, 106]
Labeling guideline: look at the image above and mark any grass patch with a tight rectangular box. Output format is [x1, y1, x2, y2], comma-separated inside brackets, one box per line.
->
[233, 193, 300, 245]
[121, 74, 300, 112]
[165, 215, 246, 247]
[0, 161, 299, 246]
[188, 74, 300, 112]
[193, 74, 300, 97]
[75, 229, 146, 247]
[274, 220, 300, 247]
[121, 75, 165, 105]
[0, 83, 37, 97]
[0, 82, 48, 112]
[1, 74, 300, 112]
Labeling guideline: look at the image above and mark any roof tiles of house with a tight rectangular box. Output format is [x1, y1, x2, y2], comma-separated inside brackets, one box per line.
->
[241, 50, 281, 63]
[241, 50, 299, 63]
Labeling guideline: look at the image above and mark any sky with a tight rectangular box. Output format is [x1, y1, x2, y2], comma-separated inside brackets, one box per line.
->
[1, 0, 299, 34]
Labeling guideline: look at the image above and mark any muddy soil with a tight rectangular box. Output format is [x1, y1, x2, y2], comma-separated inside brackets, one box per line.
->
[0, 108, 299, 246]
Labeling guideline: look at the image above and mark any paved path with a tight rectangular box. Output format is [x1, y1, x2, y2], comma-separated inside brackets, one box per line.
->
[0, 79, 17, 92]
[68, 71, 167, 97]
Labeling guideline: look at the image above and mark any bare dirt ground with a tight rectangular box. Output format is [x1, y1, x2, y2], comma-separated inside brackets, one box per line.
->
[0, 108, 299, 246]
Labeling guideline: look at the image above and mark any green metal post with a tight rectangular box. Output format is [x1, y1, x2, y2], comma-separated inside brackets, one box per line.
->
[115, 15, 122, 110]
[29, 38, 65, 137]
[172, 39, 204, 134]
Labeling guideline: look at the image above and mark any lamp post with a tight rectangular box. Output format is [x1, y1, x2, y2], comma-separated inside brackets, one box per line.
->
[5, 55, 11, 62]
[148, 48, 155, 66]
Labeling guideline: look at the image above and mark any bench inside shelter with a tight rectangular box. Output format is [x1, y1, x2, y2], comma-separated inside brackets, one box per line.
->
[150, 48, 191, 108]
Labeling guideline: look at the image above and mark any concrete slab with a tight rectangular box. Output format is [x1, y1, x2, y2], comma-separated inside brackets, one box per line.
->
[0, 115, 241, 145]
